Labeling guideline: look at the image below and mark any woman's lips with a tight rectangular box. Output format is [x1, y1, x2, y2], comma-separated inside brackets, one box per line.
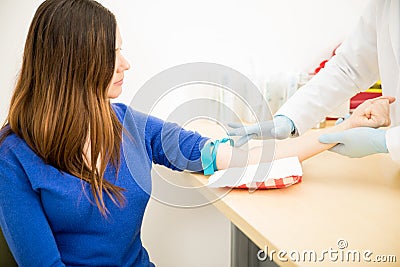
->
[114, 78, 124, 86]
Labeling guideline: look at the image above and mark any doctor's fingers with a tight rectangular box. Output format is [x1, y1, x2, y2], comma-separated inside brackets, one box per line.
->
[227, 124, 260, 136]
[271, 124, 292, 139]
[328, 144, 350, 157]
[228, 121, 275, 137]
[234, 133, 258, 147]
[319, 131, 346, 145]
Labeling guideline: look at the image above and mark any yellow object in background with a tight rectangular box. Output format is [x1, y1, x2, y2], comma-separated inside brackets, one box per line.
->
[366, 80, 382, 92]
[365, 88, 382, 93]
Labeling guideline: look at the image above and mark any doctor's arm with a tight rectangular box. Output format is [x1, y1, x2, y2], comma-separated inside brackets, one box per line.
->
[229, 1, 380, 145]
[216, 96, 394, 170]
[276, 0, 380, 135]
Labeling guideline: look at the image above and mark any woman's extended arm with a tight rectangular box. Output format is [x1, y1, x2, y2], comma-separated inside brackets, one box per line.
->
[216, 96, 395, 170]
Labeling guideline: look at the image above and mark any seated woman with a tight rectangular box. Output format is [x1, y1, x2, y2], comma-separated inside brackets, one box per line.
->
[0, 0, 394, 266]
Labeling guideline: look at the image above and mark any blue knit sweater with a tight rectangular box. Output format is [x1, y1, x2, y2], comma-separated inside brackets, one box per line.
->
[0, 103, 208, 267]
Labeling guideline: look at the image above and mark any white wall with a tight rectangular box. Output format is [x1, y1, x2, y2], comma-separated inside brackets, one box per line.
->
[98, 0, 368, 105]
[0, 1, 368, 266]
[0, 0, 43, 122]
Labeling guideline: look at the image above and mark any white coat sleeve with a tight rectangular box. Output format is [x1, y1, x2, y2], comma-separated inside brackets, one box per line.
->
[276, 0, 380, 135]
[386, 126, 400, 162]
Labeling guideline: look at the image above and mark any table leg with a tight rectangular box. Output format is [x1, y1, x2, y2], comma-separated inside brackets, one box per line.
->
[231, 223, 279, 267]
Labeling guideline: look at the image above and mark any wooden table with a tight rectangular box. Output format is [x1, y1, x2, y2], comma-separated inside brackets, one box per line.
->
[183, 120, 400, 266]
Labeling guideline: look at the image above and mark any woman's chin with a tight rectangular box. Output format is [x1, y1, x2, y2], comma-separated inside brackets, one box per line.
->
[107, 86, 122, 99]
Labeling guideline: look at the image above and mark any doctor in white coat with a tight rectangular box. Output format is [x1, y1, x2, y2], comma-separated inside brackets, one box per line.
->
[229, 0, 400, 161]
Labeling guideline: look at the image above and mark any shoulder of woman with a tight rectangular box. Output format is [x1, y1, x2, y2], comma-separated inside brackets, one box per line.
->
[0, 130, 27, 166]
[112, 103, 161, 125]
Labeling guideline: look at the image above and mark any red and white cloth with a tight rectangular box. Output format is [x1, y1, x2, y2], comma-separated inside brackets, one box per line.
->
[206, 157, 302, 189]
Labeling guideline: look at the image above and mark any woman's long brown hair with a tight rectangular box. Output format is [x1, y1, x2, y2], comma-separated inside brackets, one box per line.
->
[0, 0, 125, 216]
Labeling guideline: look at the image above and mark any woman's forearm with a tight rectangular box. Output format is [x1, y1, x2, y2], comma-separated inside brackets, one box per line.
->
[216, 120, 350, 170]
[273, 121, 349, 162]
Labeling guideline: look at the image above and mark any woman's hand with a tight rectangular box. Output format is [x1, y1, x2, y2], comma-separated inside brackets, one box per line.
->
[345, 96, 395, 128]
[318, 96, 395, 158]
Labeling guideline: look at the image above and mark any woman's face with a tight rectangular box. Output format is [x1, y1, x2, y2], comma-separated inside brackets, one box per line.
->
[107, 26, 130, 99]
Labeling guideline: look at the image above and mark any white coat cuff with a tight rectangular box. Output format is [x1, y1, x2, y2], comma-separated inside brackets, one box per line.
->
[385, 126, 400, 162]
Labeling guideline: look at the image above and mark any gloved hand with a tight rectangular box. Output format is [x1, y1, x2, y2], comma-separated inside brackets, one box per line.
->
[318, 127, 388, 158]
[228, 115, 295, 147]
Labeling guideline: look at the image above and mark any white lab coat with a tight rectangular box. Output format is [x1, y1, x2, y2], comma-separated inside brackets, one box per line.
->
[276, 0, 400, 161]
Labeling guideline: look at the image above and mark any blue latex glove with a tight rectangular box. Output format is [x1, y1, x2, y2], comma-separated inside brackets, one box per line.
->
[318, 127, 388, 158]
[228, 115, 295, 147]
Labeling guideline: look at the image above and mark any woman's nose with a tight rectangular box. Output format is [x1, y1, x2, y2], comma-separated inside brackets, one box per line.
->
[117, 54, 130, 72]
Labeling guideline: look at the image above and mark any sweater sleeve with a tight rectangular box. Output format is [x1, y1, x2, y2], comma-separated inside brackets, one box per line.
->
[146, 115, 209, 172]
[113, 103, 209, 172]
[0, 155, 65, 267]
